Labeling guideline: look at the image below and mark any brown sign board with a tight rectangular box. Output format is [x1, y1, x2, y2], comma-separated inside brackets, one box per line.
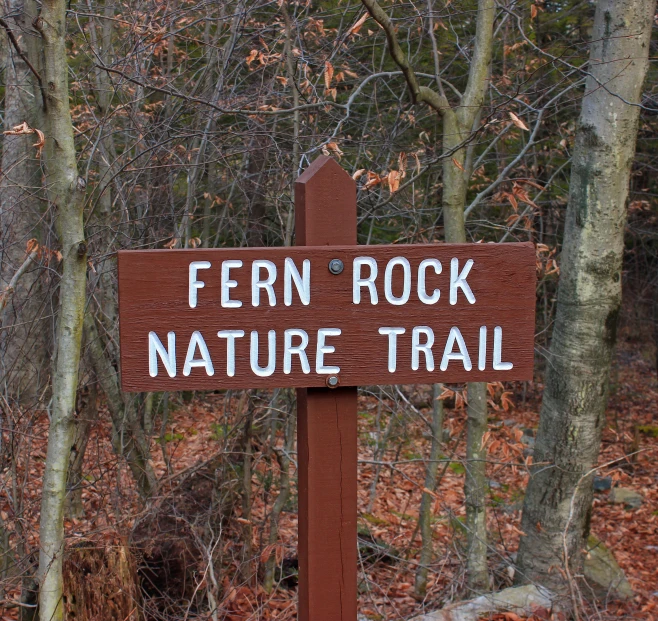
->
[118, 242, 536, 391]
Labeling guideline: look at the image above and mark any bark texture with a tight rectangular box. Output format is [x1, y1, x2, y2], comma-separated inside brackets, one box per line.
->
[0, 0, 48, 403]
[414, 385, 444, 598]
[516, 0, 655, 592]
[83, 312, 157, 498]
[35, 0, 88, 618]
[464, 382, 488, 593]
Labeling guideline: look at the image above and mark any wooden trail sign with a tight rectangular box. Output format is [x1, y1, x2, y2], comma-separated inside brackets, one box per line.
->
[119, 244, 535, 391]
[118, 156, 536, 620]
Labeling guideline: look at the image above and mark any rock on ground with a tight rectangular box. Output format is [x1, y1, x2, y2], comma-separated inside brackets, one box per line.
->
[407, 585, 555, 621]
[609, 487, 643, 509]
[584, 534, 634, 600]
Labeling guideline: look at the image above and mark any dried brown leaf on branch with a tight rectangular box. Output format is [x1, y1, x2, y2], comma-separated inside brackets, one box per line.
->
[512, 182, 539, 208]
[25, 238, 61, 262]
[3, 121, 46, 157]
[363, 171, 383, 189]
[321, 141, 344, 158]
[451, 157, 465, 172]
[324, 61, 334, 89]
[509, 111, 529, 131]
[348, 13, 369, 36]
[388, 170, 401, 193]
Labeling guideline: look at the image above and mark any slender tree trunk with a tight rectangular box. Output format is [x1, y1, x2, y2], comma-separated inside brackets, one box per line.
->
[0, 0, 47, 403]
[35, 0, 88, 618]
[414, 384, 444, 598]
[516, 0, 655, 595]
[83, 312, 157, 498]
[240, 396, 255, 584]
[464, 382, 489, 593]
[263, 400, 296, 592]
[244, 132, 270, 247]
[66, 380, 99, 518]
[439, 0, 494, 592]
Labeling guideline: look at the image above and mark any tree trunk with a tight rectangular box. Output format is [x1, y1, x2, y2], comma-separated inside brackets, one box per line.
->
[464, 382, 489, 593]
[66, 380, 99, 518]
[83, 312, 157, 498]
[0, 0, 48, 404]
[414, 384, 444, 598]
[516, 0, 655, 595]
[35, 0, 88, 618]
[263, 398, 296, 592]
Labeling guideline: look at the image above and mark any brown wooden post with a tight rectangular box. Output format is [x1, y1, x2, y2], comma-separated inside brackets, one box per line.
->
[295, 156, 358, 621]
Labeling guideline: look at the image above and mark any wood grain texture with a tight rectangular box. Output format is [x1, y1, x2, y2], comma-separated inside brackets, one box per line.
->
[118, 242, 536, 391]
[297, 387, 357, 621]
[295, 155, 357, 621]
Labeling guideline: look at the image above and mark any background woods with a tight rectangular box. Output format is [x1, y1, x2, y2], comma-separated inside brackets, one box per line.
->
[0, 0, 657, 619]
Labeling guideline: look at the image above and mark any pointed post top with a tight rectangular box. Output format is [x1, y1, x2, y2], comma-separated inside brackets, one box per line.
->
[296, 154, 352, 186]
[295, 156, 356, 246]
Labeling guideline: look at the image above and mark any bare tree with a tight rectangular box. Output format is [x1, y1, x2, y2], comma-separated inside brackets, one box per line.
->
[516, 0, 656, 600]
[360, 0, 495, 593]
[34, 0, 87, 617]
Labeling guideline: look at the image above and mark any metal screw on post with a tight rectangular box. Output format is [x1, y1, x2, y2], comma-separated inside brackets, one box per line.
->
[326, 375, 340, 389]
[328, 258, 344, 275]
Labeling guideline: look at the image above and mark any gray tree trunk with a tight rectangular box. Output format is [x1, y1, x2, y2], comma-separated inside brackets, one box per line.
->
[0, 0, 48, 403]
[34, 0, 88, 618]
[439, 0, 494, 592]
[516, 0, 655, 595]
[464, 382, 488, 593]
[414, 384, 444, 598]
[84, 312, 158, 498]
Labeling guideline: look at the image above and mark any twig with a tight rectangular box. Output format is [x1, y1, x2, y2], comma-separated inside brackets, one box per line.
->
[0, 251, 39, 318]
[0, 18, 46, 110]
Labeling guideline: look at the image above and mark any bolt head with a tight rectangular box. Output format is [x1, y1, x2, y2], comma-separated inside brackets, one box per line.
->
[328, 258, 344, 275]
[326, 375, 340, 388]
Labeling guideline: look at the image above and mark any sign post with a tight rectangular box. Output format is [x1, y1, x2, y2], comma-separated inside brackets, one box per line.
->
[295, 157, 358, 621]
[117, 156, 536, 620]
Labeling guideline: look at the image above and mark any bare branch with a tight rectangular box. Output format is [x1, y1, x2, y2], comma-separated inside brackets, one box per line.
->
[360, 0, 450, 114]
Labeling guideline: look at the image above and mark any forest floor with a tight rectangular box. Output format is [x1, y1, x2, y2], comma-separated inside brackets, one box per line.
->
[1, 340, 656, 621]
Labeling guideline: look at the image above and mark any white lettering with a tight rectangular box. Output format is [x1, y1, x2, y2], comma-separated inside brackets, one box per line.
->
[384, 257, 411, 305]
[149, 331, 176, 377]
[217, 330, 245, 377]
[353, 257, 378, 304]
[252, 260, 277, 307]
[493, 326, 513, 370]
[412, 326, 435, 371]
[189, 261, 211, 308]
[378, 327, 405, 373]
[221, 260, 242, 308]
[183, 331, 215, 376]
[284, 258, 310, 306]
[283, 329, 310, 374]
[418, 259, 442, 304]
[316, 328, 341, 374]
[450, 258, 476, 305]
[478, 326, 487, 371]
[440, 327, 472, 371]
[250, 330, 276, 377]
